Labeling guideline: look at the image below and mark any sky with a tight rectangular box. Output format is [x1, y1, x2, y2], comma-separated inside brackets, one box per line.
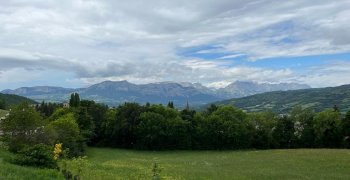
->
[0, 0, 350, 90]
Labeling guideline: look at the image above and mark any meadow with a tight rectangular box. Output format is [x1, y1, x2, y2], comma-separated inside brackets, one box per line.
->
[1, 148, 350, 179]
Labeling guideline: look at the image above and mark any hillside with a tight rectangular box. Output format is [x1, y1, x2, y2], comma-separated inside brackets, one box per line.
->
[0, 93, 37, 109]
[215, 84, 350, 114]
[1, 81, 310, 107]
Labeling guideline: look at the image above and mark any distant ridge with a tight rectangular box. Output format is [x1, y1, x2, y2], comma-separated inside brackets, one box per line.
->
[213, 84, 350, 114]
[0, 93, 37, 109]
[1, 80, 311, 107]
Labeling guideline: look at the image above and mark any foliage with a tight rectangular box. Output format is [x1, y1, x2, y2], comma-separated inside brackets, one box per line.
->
[0, 109, 8, 119]
[13, 144, 57, 168]
[3, 92, 350, 173]
[69, 93, 80, 108]
[35, 101, 62, 117]
[0, 102, 46, 152]
[59, 156, 88, 180]
[247, 112, 277, 149]
[273, 115, 296, 148]
[46, 113, 85, 157]
[290, 106, 316, 147]
[313, 109, 342, 147]
[107, 102, 145, 148]
[342, 110, 350, 147]
[0, 99, 5, 109]
[53, 143, 63, 160]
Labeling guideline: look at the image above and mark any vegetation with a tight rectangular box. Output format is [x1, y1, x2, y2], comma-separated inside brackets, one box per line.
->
[1, 92, 350, 179]
[0, 103, 45, 152]
[2, 94, 350, 153]
[2, 147, 350, 179]
[0, 93, 37, 109]
[0, 109, 8, 118]
[13, 144, 57, 168]
[215, 84, 350, 114]
[0, 149, 62, 179]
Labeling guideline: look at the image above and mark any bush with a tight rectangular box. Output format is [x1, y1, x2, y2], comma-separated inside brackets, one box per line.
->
[45, 113, 85, 157]
[13, 143, 57, 168]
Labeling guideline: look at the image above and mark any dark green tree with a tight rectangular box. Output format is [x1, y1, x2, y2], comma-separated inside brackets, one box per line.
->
[0, 99, 6, 109]
[341, 110, 350, 147]
[313, 109, 342, 147]
[273, 116, 296, 148]
[247, 112, 277, 149]
[204, 104, 218, 116]
[69, 93, 81, 107]
[0, 102, 45, 152]
[167, 101, 174, 109]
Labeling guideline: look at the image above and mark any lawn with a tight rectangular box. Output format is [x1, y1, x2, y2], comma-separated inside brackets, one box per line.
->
[1, 148, 350, 179]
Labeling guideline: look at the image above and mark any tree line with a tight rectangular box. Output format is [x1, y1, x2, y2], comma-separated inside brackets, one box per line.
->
[1, 93, 350, 163]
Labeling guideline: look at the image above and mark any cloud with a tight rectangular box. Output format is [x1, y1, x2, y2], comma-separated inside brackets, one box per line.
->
[299, 61, 350, 87]
[0, 0, 349, 88]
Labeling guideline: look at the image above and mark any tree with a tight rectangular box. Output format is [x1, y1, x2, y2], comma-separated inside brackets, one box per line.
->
[167, 101, 174, 109]
[69, 93, 80, 108]
[79, 100, 108, 145]
[46, 113, 85, 157]
[204, 104, 218, 116]
[273, 115, 296, 148]
[109, 103, 145, 148]
[206, 106, 251, 149]
[341, 110, 350, 147]
[0, 99, 6, 109]
[0, 102, 45, 152]
[313, 109, 342, 147]
[136, 111, 190, 150]
[247, 112, 277, 149]
[75, 107, 94, 140]
[290, 106, 315, 147]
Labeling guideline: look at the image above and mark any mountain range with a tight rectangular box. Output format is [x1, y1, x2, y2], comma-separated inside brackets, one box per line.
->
[214, 84, 350, 114]
[1, 80, 310, 107]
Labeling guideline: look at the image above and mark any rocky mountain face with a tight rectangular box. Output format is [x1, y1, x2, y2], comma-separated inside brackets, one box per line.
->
[1, 80, 310, 107]
[216, 81, 310, 98]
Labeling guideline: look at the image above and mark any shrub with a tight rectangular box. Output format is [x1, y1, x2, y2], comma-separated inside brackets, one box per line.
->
[46, 113, 85, 157]
[13, 143, 57, 168]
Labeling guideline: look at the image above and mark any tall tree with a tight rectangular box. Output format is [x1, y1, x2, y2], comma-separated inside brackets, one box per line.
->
[69, 93, 81, 107]
[167, 101, 174, 109]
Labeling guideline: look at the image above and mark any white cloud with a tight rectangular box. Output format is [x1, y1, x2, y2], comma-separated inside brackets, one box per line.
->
[0, 0, 349, 89]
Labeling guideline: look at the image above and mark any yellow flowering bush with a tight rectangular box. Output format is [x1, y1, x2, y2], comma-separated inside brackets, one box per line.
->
[53, 143, 62, 160]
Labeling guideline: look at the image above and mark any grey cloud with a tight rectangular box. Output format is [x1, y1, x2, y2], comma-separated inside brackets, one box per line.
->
[0, 0, 349, 87]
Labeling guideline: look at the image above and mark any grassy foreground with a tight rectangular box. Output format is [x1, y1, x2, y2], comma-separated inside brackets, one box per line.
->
[1, 148, 350, 179]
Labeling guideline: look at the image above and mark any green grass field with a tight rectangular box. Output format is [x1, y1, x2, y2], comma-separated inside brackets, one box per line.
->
[1, 148, 350, 179]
